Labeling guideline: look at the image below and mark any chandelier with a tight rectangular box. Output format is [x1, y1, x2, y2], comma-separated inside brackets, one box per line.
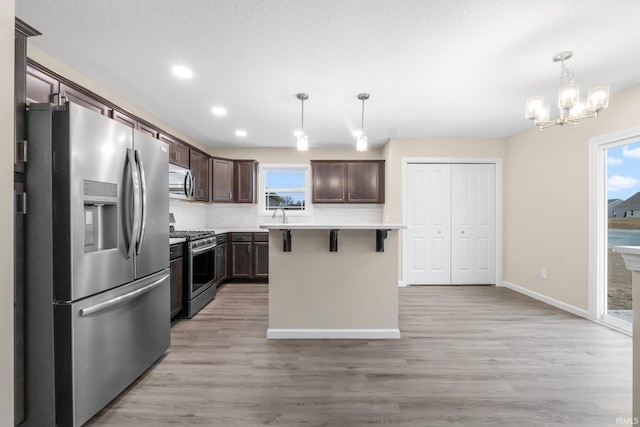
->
[525, 51, 610, 130]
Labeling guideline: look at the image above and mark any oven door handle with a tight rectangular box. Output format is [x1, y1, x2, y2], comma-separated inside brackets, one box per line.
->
[191, 243, 216, 255]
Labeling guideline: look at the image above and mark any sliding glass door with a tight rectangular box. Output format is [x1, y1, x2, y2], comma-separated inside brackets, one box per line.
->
[605, 143, 640, 326]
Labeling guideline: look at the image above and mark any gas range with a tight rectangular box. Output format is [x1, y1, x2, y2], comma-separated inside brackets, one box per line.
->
[170, 230, 216, 248]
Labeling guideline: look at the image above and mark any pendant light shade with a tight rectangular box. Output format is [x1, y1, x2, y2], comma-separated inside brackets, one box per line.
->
[297, 133, 308, 151]
[356, 93, 369, 151]
[296, 93, 309, 151]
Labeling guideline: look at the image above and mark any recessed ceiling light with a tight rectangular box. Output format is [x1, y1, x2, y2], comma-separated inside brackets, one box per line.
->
[235, 130, 247, 137]
[212, 106, 227, 116]
[171, 65, 193, 79]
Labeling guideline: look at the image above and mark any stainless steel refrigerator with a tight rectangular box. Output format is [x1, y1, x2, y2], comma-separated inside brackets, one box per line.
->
[24, 102, 170, 426]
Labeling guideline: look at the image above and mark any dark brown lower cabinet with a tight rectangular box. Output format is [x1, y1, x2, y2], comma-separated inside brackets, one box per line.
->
[215, 243, 227, 283]
[254, 242, 269, 279]
[169, 244, 184, 319]
[230, 232, 268, 280]
[231, 242, 252, 279]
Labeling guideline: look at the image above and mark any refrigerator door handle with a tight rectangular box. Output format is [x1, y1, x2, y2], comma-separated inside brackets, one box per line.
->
[135, 150, 147, 255]
[78, 274, 169, 317]
[126, 148, 141, 258]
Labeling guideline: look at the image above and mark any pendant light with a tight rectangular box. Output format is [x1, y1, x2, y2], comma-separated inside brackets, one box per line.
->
[296, 93, 309, 151]
[356, 93, 369, 151]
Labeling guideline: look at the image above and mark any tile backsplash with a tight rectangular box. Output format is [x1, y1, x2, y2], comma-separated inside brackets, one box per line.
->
[169, 199, 382, 230]
[169, 200, 208, 230]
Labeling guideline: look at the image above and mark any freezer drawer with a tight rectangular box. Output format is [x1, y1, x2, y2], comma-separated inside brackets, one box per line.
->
[54, 269, 170, 426]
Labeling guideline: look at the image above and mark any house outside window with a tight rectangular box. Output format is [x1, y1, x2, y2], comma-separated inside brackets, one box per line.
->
[259, 164, 310, 215]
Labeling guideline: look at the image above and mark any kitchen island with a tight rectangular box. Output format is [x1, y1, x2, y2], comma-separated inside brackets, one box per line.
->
[260, 224, 407, 339]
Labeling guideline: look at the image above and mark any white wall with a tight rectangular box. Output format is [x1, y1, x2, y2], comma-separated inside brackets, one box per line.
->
[1, 2, 15, 424]
[504, 84, 640, 311]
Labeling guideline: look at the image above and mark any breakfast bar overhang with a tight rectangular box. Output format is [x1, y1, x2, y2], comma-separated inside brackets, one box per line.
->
[260, 224, 408, 339]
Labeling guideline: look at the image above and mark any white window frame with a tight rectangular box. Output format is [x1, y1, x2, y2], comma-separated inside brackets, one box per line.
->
[588, 125, 640, 335]
[258, 164, 312, 217]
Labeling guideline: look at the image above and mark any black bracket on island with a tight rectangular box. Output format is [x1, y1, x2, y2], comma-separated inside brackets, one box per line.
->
[376, 229, 390, 252]
[277, 228, 394, 252]
[283, 229, 292, 252]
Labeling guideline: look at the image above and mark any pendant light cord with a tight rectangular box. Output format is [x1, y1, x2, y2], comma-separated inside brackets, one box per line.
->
[361, 98, 365, 133]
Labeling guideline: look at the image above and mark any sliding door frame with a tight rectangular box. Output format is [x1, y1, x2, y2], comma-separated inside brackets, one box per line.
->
[588, 126, 640, 335]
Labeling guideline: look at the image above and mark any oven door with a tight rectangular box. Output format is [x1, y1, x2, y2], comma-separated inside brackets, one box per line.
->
[188, 242, 216, 298]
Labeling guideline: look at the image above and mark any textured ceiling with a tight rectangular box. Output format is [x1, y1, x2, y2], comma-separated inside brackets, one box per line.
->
[16, 0, 640, 149]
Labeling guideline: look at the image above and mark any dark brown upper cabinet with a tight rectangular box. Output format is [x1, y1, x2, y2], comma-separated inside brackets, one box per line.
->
[211, 158, 234, 202]
[346, 161, 384, 203]
[112, 110, 161, 142]
[160, 133, 190, 168]
[190, 150, 210, 201]
[60, 83, 111, 116]
[138, 122, 159, 138]
[311, 160, 385, 204]
[234, 160, 257, 203]
[26, 63, 110, 116]
[26, 64, 59, 105]
[111, 109, 137, 129]
[312, 161, 347, 203]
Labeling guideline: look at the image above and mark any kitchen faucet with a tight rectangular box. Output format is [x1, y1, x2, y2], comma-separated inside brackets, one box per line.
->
[272, 208, 287, 224]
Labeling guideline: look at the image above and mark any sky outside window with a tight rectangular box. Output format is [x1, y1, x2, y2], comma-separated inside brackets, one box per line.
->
[607, 142, 640, 201]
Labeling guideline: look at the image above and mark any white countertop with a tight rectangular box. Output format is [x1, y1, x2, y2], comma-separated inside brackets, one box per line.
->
[614, 246, 640, 255]
[214, 228, 265, 234]
[169, 237, 186, 245]
[259, 223, 408, 230]
[614, 246, 640, 271]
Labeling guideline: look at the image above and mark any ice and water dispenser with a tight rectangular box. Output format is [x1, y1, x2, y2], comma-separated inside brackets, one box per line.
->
[83, 179, 118, 253]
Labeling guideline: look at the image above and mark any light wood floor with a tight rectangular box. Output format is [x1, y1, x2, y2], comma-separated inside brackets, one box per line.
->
[87, 284, 632, 426]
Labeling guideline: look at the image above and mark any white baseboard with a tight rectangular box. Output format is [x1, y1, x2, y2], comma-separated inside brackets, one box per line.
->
[398, 281, 407, 287]
[267, 328, 401, 339]
[499, 281, 590, 319]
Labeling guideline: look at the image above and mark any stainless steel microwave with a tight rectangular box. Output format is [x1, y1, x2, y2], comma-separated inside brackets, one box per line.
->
[169, 163, 194, 200]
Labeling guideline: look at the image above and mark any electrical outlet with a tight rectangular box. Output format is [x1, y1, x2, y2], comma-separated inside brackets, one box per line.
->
[540, 269, 547, 279]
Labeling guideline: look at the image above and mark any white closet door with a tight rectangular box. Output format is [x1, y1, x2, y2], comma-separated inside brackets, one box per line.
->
[405, 164, 451, 285]
[451, 164, 496, 284]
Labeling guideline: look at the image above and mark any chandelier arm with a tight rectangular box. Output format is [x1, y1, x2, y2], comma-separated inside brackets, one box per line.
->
[570, 112, 599, 124]
[539, 121, 561, 130]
